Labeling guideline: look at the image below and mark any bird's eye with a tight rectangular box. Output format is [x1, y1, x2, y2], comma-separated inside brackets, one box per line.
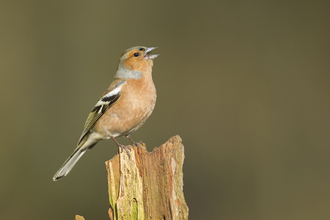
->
[139, 48, 144, 51]
[133, 52, 140, 57]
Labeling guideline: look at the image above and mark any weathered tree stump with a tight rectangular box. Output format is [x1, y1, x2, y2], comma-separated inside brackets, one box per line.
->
[75, 135, 188, 220]
[106, 135, 188, 220]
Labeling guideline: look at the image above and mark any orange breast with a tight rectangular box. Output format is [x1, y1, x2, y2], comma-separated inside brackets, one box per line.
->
[94, 74, 156, 138]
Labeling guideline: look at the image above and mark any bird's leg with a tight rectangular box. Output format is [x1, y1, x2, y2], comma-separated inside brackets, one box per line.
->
[126, 135, 140, 151]
[126, 135, 137, 145]
[111, 136, 130, 156]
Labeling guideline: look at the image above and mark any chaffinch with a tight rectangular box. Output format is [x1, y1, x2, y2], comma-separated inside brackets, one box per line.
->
[53, 46, 159, 181]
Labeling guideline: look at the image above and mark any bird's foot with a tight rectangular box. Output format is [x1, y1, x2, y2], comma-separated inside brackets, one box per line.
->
[126, 136, 141, 152]
[132, 142, 141, 151]
[119, 144, 131, 157]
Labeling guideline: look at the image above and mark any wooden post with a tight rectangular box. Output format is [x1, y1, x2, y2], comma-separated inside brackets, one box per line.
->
[75, 135, 188, 220]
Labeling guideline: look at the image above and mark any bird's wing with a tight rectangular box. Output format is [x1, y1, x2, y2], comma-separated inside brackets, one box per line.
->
[77, 80, 126, 145]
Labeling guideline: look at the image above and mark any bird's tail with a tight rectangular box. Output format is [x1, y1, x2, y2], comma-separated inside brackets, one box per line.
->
[53, 134, 98, 181]
[52, 147, 87, 181]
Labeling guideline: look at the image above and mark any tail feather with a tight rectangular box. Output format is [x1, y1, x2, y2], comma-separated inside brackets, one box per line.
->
[53, 148, 87, 181]
[53, 133, 99, 181]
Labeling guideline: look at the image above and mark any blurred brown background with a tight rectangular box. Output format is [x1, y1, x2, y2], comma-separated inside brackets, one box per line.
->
[1, 0, 330, 219]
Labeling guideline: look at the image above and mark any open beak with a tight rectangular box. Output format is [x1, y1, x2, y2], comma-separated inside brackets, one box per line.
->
[145, 47, 159, 60]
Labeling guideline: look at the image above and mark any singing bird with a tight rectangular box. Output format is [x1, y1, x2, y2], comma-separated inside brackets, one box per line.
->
[53, 46, 159, 181]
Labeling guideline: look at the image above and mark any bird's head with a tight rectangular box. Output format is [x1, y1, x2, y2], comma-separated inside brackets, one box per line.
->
[116, 46, 159, 79]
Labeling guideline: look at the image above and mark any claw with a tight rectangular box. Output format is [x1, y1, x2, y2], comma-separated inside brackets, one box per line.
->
[119, 144, 131, 157]
[126, 135, 141, 152]
[111, 136, 131, 156]
[134, 142, 140, 152]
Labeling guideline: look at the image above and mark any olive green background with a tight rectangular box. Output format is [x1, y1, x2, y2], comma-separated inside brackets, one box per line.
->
[1, 1, 330, 219]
